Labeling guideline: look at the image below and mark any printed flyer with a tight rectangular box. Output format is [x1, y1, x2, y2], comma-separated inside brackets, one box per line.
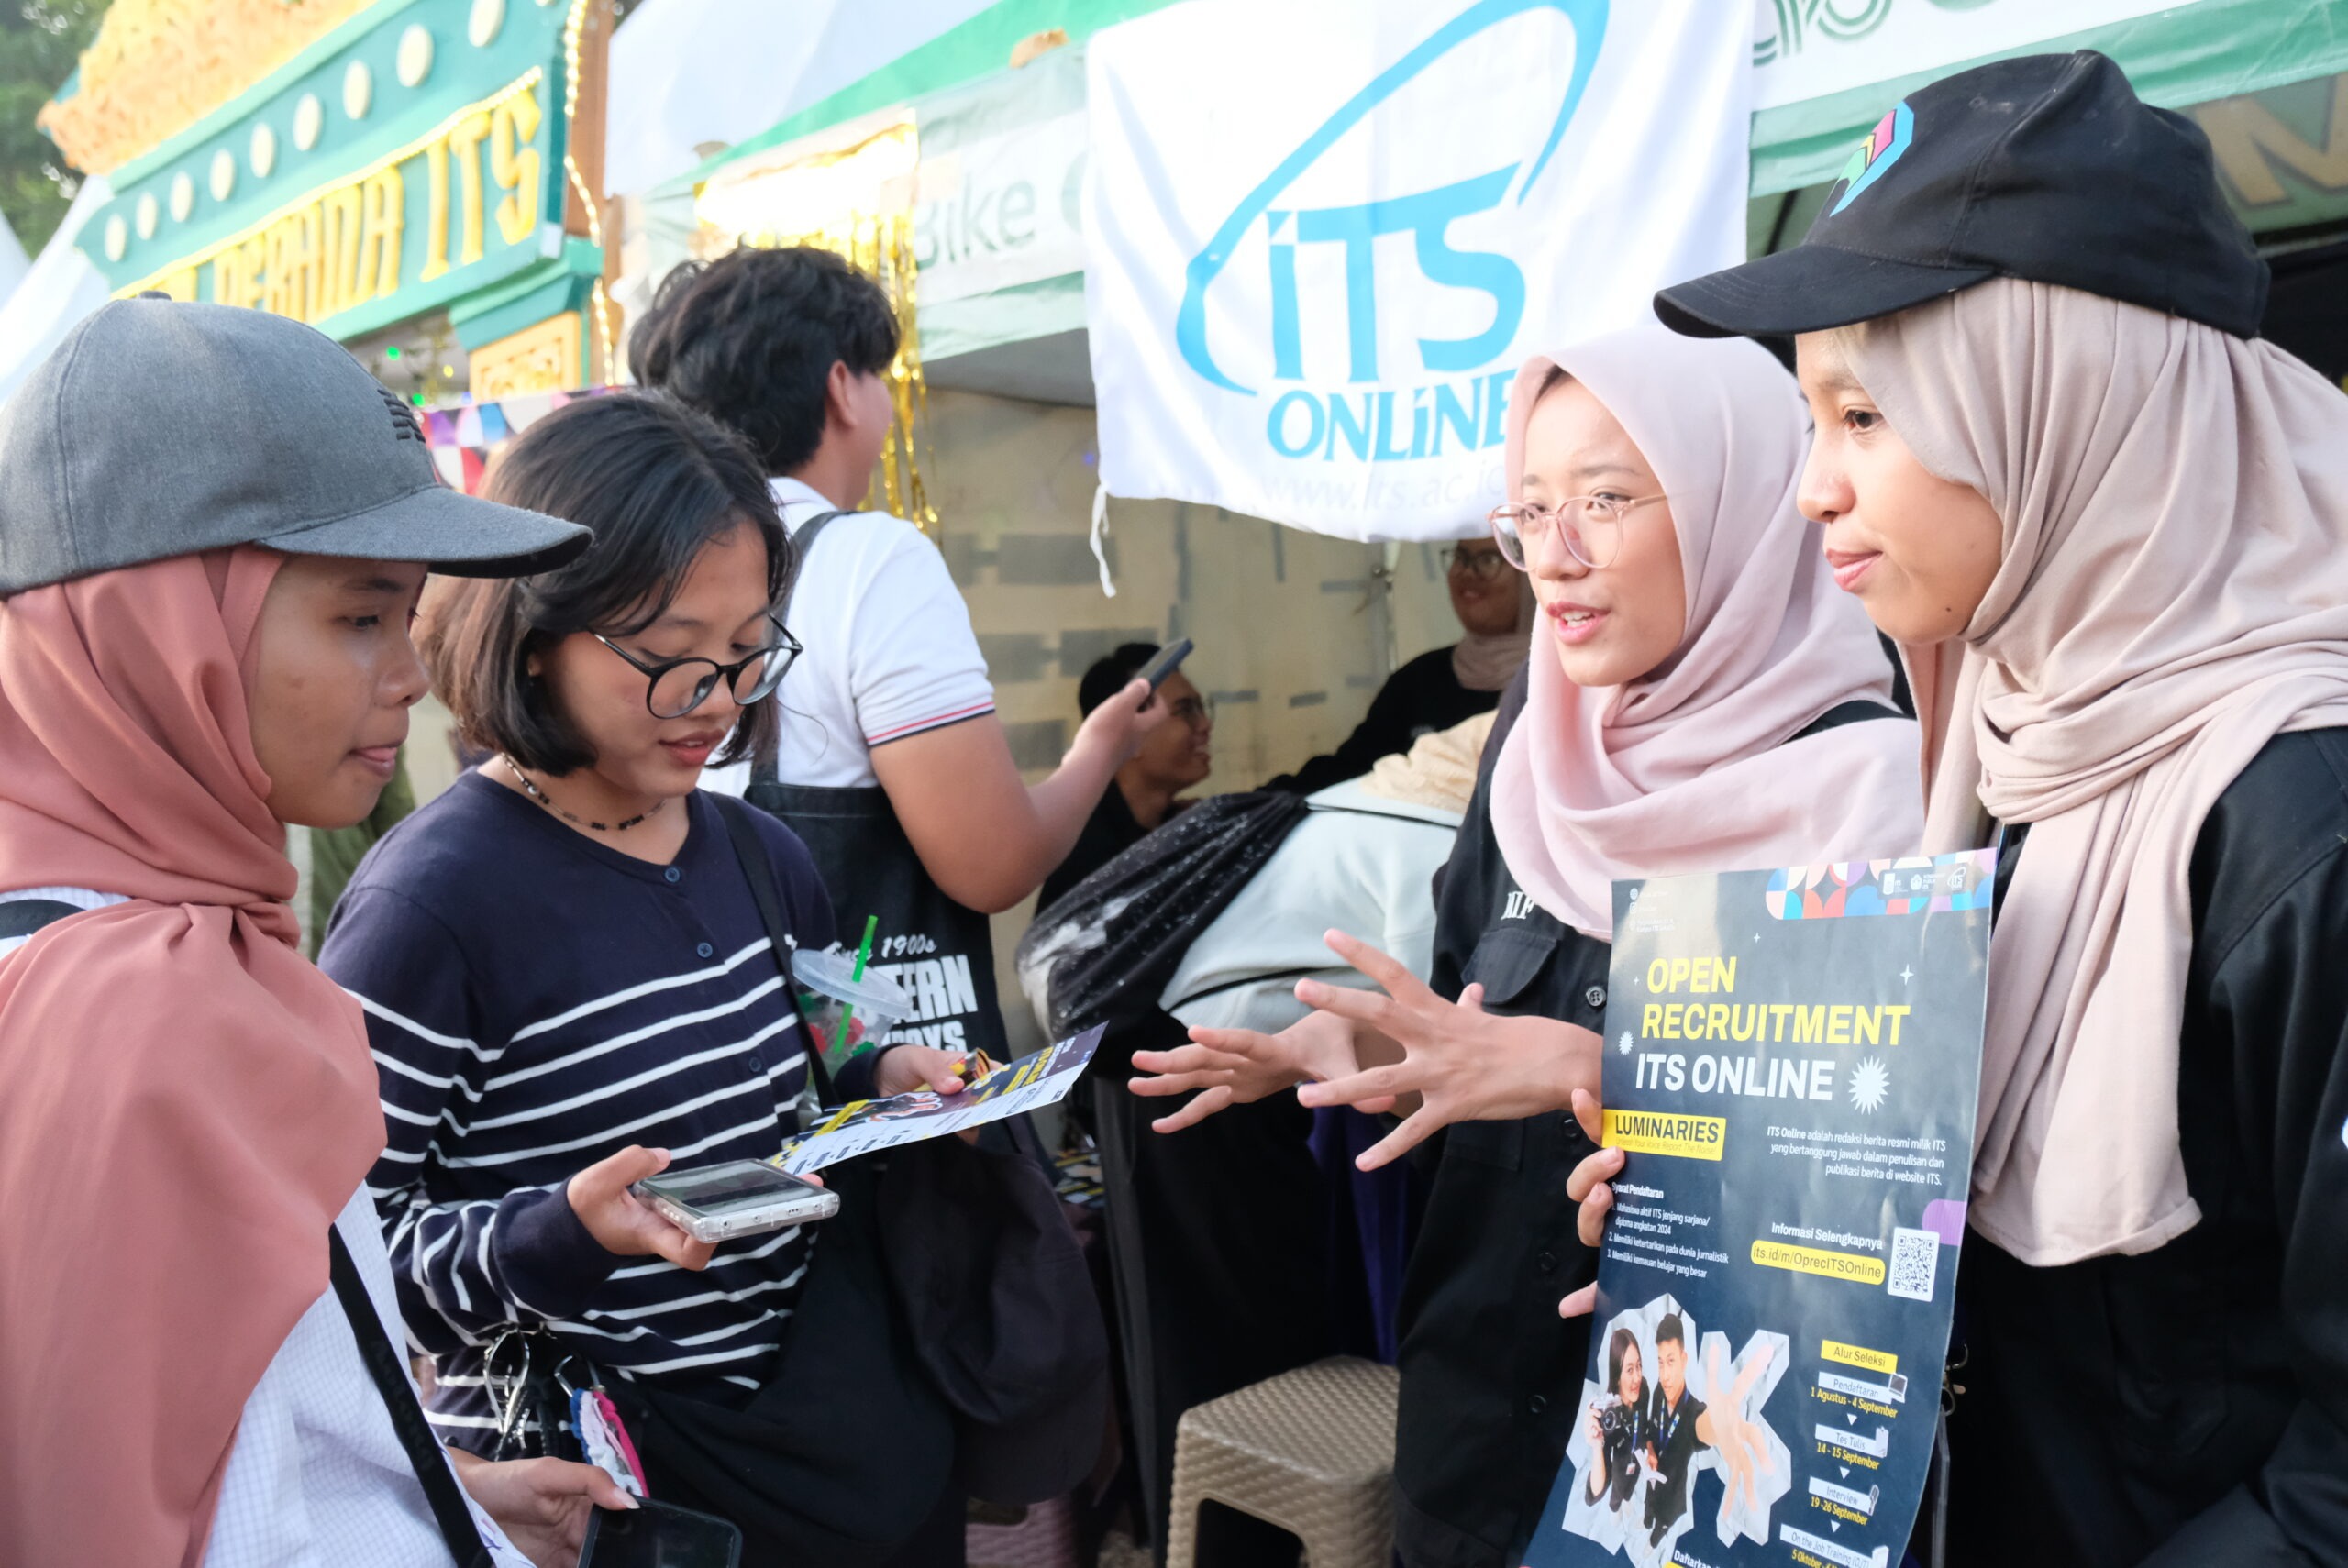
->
[769, 1024, 1105, 1175]
[1525, 853, 1994, 1568]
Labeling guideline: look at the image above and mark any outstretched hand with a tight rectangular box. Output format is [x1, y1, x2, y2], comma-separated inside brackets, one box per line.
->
[1702, 1337, 1780, 1530]
[1129, 1009, 1363, 1132]
[1293, 930, 1602, 1171]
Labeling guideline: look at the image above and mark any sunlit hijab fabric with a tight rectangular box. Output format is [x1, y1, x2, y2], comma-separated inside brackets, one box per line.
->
[1490, 325, 1921, 941]
[1844, 278, 2348, 1265]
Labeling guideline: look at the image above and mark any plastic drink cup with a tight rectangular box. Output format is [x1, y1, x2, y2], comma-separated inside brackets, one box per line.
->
[792, 944, 914, 1075]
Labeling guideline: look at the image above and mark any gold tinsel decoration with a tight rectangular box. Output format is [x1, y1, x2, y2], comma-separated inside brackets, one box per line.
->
[705, 213, 937, 536]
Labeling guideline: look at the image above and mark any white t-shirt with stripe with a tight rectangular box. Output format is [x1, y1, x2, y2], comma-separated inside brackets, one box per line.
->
[706, 477, 995, 795]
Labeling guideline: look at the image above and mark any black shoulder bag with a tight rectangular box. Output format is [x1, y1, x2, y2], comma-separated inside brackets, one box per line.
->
[712, 796, 1111, 1505]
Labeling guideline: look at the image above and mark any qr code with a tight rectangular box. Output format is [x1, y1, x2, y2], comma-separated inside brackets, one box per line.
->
[1887, 1227, 1938, 1302]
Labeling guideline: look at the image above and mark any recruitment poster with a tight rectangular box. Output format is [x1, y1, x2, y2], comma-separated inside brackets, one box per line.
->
[1525, 852, 1994, 1568]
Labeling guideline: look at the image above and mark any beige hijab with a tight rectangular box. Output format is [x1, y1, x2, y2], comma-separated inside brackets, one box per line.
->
[1843, 278, 2348, 1265]
[1361, 709, 1496, 815]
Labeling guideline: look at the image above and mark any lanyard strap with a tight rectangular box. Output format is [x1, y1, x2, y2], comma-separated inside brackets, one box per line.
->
[1653, 1391, 1686, 1455]
[327, 1226, 493, 1568]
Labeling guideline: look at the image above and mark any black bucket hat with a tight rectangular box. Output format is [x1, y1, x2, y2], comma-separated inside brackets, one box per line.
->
[1656, 50, 2268, 342]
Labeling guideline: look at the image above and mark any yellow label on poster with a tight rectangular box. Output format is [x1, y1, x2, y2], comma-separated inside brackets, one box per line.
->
[1821, 1339, 1899, 1375]
[1602, 1108, 1728, 1161]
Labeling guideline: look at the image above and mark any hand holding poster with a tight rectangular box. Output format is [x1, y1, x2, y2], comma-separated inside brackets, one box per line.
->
[1529, 853, 1992, 1568]
[768, 1025, 1105, 1175]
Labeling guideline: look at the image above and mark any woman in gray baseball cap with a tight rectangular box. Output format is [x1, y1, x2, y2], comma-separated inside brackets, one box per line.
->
[1572, 51, 2348, 1565]
[0, 298, 626, 1568]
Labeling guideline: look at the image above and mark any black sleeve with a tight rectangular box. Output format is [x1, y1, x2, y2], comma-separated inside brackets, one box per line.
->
[1266, 650, 1457, 794]
[1427, 666, 1531, 1001]
[2143, 826, 2348, 1565]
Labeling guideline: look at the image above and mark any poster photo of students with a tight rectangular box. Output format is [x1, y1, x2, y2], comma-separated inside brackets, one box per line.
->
[1551, 1292, 1791, 1568]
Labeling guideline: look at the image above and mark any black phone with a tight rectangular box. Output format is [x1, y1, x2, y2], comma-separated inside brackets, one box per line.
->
[579, 1499, 743, 1568]
[1135, 637, 1193, 694]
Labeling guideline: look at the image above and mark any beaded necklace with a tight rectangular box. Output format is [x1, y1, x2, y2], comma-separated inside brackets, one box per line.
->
[502, 756, 667, 834]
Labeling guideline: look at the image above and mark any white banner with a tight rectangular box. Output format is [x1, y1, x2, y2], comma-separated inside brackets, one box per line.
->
[1084, 0, 1749, 542]
[1750, 0, 2182, 110]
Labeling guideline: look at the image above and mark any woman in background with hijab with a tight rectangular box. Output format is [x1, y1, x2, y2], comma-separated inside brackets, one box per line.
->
[1134, 323, 1921, 1564]
[1631, 50, 2348, 1565]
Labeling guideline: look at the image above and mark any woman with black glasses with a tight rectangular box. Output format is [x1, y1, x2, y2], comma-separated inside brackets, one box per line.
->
[318, 393, 978, 1563]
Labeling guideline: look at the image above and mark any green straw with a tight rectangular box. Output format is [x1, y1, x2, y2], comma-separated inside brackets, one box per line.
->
[836, 915, 880, 1054]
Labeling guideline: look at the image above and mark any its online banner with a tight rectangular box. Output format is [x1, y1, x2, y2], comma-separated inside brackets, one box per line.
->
[1526, 852, 1993, 1568]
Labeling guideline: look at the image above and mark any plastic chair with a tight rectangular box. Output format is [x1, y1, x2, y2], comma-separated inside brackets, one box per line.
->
[1165, 1357, 1400, 1568]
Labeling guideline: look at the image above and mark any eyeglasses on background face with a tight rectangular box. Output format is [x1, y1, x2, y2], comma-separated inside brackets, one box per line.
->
[1164, 693, 1214, 728]
[1487, 494, 1667, 570]
[593, 614, 804, 720]
[1441, 543, 1513, 580]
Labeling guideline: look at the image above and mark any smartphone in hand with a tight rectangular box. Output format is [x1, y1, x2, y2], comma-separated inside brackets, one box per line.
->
[630, 1161, 837, 1244]
[1133, 638, 1193, 704]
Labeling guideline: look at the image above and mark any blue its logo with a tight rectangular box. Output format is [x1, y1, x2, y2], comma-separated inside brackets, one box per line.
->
[1175, 0, 1608, 467]
[1830, 101, 1913, 215]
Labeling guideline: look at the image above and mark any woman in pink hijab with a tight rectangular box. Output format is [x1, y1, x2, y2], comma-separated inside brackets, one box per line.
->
[1644, 50, 2348, 1568]
[1130, 320, 1921, 1565]
[0, 298, 630, 1567]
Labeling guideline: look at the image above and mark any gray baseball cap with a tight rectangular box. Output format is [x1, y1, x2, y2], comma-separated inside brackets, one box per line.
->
[0, 295, 592, 595]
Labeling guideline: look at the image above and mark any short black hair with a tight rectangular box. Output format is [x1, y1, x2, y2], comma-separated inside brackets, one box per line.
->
[1656, 1313, 1686, 1350]
[1079, 642, 1159, 716]
[629, 246, 899, 476]
[424, 392, 791, 775]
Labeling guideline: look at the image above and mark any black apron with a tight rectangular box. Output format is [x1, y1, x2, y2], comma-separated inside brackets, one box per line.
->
[745, 512, 1009, 1063]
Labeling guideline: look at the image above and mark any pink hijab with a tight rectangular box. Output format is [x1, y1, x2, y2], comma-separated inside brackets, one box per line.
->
[1844, 279, 2348, 1265]
[1491, 326, 1922, 938]
[0, 548, 387, 1566]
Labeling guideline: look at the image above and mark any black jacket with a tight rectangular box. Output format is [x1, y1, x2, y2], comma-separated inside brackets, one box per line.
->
[1267, 646, 1503, 795]
[1392, 672, 1609, 1568]
[1036, 782, 1145, 912]
[1951, 727, 2348, 1567]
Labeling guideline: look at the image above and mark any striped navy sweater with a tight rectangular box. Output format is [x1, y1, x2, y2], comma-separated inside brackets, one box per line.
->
[319, 773, 842, 1447]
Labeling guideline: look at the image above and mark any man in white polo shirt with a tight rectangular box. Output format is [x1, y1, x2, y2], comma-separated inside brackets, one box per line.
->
[637, 245, 1163, 1067]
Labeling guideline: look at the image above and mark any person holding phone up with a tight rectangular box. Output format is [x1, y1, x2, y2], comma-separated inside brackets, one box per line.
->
[1036, 641, 1215, 911]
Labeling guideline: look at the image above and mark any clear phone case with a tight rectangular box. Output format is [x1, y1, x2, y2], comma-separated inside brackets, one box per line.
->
[632, 1163, 840, 1243]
